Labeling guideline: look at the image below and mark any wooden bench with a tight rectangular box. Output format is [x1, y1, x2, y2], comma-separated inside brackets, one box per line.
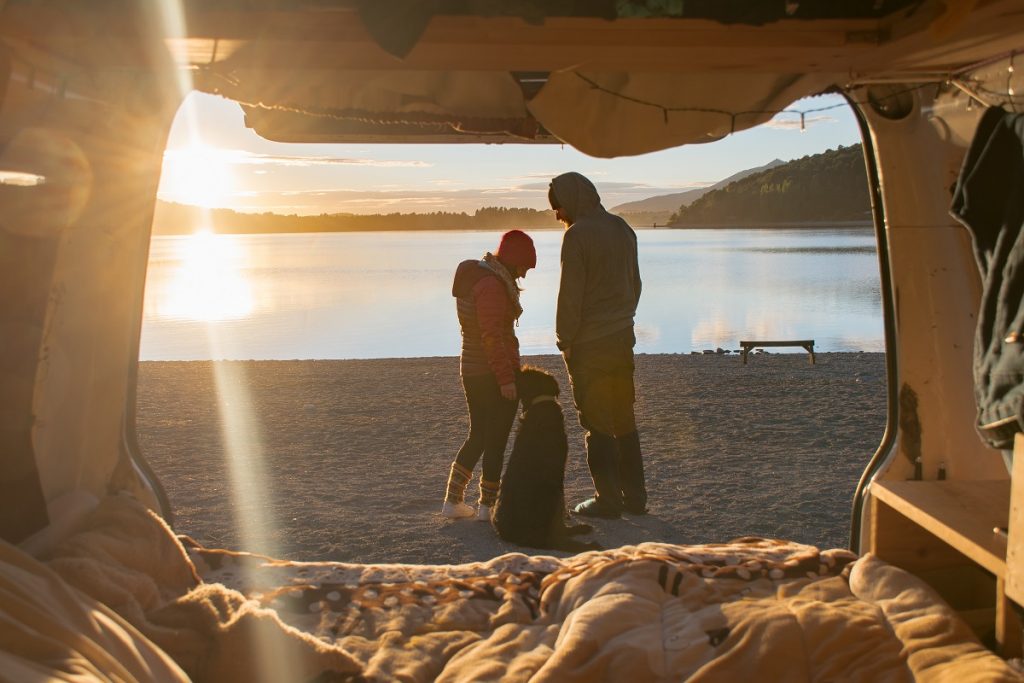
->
[739, 340, 815, 364]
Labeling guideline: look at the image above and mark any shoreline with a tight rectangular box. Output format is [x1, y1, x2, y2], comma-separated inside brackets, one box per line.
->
[663, 220, 873, 230]
[138, 349, 884, 363]
[136, 352, 887, 565]
[148, 223, 875, 237]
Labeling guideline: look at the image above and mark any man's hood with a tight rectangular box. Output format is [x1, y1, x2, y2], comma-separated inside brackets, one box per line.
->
[550, 172, 603, 222]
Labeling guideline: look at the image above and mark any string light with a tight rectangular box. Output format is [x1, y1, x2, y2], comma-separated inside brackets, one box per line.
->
[1008, 52, 1016, 97]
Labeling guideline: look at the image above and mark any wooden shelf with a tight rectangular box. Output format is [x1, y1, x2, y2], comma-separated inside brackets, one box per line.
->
[870, 477, 1019, 656]
[871, 479, 1009, 577]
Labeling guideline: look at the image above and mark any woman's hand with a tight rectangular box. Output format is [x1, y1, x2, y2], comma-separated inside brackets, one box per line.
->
[499, 382, 517, 401]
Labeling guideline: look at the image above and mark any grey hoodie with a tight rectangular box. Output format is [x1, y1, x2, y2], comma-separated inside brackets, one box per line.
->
[550, 172, 642, 351]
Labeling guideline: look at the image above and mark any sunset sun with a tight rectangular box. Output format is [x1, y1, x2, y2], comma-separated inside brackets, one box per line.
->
[161, 144, 235, 208]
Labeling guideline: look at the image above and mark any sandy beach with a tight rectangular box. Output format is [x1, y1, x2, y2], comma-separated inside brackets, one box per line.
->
[136, 352, 887, 565]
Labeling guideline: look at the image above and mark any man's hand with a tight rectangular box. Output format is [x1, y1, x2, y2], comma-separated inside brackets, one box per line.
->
[499, 382, 517, 401]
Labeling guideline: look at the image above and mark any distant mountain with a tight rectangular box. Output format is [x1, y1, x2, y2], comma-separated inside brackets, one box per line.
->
[610, 159, 785, 215]
[668, 145, 870, 227]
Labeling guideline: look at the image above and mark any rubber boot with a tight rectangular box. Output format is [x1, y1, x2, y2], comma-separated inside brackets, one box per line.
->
[574, 431, 623, 518]
[617, 430, 648, 514]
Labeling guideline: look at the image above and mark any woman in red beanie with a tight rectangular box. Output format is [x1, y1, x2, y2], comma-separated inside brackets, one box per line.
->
[442, 229, 537, 520]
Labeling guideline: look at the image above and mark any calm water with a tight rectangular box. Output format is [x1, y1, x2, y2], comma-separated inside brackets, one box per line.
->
[140, 228, 883, 361]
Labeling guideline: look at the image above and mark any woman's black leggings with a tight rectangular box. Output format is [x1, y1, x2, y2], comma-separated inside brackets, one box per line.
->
[455, 373, 518, 482]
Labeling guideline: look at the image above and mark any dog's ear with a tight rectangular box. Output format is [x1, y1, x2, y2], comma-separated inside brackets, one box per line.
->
[542, 372, 560, 397]
[517, 366, 562, 401]
[515, 367, 539, 401]
[514, 368, 532, 402]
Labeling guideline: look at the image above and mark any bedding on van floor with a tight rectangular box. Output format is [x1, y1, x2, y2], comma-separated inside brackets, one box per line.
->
[1, 494, 1017, 682]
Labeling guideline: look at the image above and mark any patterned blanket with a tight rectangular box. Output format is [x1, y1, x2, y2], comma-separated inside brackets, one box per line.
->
[2, 495, 1019, 682]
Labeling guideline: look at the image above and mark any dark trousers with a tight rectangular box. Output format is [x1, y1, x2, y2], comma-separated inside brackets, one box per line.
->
[565, 328, 637, 437]
[455, 373, 518, 482]
[566, 328, 647, 510]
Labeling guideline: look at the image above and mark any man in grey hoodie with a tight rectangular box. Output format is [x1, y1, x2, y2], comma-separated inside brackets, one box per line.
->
[549, 172, 647, 519]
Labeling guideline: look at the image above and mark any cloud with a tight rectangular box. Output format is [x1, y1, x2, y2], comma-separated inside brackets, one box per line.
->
[238, 153, 432, 168]
[163, 148, 432, 168]
[217, 187, 540, 215]
[505, 169, 614, 183]
[762, 114, 837, 130]
[518, 178, 704, 191]
[166, 174, 717, 217]
[508, 172, 566, 181]
[207, 177, 723, 216]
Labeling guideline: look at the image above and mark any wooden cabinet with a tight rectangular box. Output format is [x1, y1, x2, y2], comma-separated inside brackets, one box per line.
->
[870, 451, 1021, 656]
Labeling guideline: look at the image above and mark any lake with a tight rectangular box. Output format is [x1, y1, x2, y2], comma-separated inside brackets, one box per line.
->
[140, 228, 883, 361]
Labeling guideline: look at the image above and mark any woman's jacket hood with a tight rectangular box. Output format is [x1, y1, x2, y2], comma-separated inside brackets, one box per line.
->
[550, 172, 603, 222]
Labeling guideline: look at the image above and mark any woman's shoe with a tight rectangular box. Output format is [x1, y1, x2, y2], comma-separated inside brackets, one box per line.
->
[476, 504, 492, 521]
[441, 501, 475, 519]
[573, 497, 621, 519]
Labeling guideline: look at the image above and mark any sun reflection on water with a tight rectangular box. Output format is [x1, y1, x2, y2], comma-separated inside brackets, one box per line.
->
[155, 230, 255, 321]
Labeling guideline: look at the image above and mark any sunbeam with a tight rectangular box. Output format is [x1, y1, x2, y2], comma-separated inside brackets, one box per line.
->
[153, 2, 295, 680]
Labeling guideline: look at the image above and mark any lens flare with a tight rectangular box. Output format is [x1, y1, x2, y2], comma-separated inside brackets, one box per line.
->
[153, 3, 293, 678]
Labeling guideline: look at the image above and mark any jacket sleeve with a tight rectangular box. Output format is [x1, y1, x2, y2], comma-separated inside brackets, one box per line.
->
[950, 107, 1015, 269]
[473, 276, 516, 386]
[556, 230, 585, 351]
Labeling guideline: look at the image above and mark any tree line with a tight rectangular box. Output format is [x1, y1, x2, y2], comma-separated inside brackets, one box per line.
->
[151, 203, 562, 234]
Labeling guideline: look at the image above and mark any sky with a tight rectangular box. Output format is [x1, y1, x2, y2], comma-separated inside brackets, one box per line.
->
[157, 91, 862, 216]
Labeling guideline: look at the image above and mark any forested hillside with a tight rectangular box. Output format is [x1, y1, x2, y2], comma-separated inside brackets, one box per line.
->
[668, 145, 871, 227]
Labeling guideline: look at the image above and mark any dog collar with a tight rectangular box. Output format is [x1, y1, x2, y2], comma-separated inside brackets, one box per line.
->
[530, 395, 558, 406]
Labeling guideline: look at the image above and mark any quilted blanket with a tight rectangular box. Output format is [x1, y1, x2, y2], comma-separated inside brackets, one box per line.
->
[2, 495, 1020, 682]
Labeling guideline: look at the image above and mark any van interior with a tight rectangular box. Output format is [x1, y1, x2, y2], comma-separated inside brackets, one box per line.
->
[2, 1, 1024, 680]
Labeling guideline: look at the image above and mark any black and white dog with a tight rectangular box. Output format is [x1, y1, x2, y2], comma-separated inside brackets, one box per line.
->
[492, 366, 602, 553]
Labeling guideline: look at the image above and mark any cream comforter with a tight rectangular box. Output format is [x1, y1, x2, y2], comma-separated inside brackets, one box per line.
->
[0, 495, 1018, 682]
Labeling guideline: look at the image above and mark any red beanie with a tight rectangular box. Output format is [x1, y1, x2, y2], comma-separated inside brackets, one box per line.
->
[496, 229, 536, 269]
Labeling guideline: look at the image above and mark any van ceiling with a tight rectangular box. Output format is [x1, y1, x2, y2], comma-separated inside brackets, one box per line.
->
[1, 0, 1022, 155]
